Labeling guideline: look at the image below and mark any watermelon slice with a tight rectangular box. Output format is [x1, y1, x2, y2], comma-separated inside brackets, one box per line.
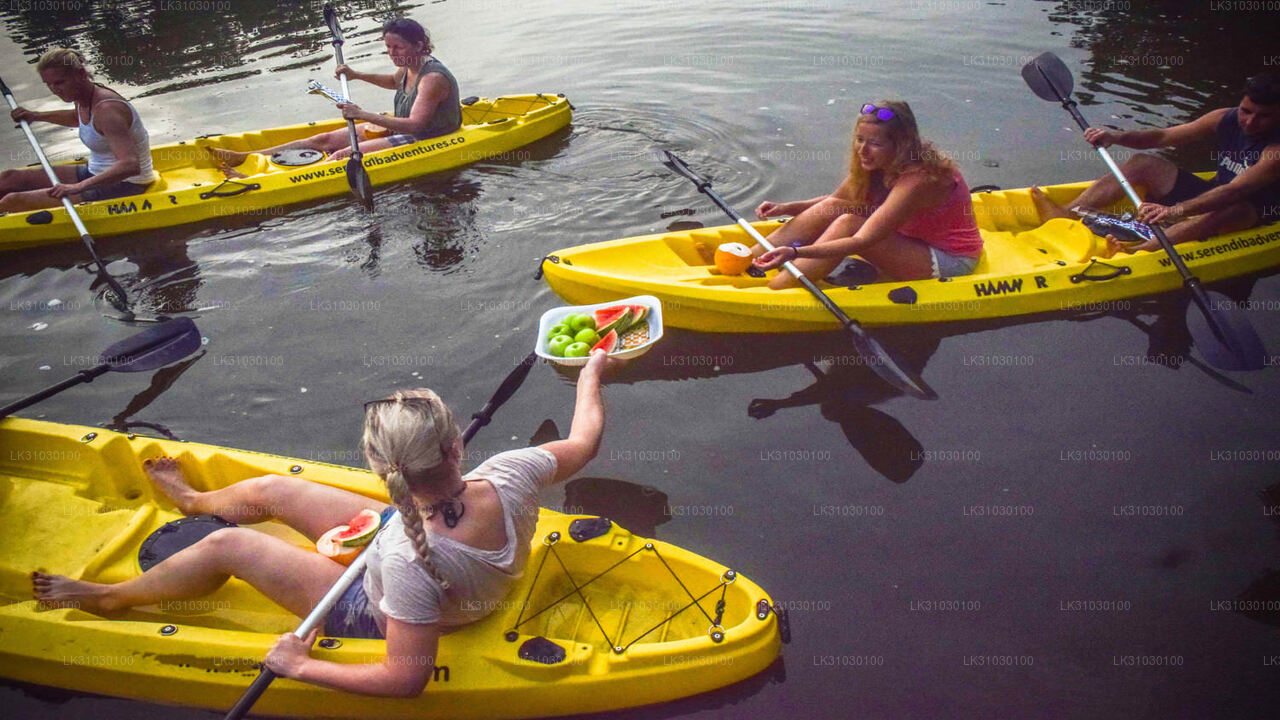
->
[593, 306, 632, 336]
[316, 528, 362, 564]
[591, 329, 618, 354]
[328, 508, 382, 548]
[622, 304, 649, 330]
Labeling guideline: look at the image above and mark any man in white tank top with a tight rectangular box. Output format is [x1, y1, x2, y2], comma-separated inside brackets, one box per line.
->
[0, 47, 159, 212]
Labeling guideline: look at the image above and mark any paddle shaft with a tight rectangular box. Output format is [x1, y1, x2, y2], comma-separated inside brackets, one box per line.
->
[0, 365, 109, 419]
[224, 352, 538, 719]
[0, 76, 132, 309]
[329, 41, 362, 154]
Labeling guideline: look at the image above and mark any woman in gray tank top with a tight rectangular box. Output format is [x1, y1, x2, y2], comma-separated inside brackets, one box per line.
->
[209, 18, 462, 172]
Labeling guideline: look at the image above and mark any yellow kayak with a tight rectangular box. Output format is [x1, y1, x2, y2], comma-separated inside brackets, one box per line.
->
[541, 175, 1280, 332]
[0, 94, 571, 251]
[0, 417, 783, 718]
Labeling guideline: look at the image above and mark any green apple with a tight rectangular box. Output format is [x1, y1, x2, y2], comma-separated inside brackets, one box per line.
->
[548, 323, 572, 339]
[573, 328, 600, 346]
[547, 334, 575, 357]
[563, 341, 590, 358]
[566, 313, 596, 333]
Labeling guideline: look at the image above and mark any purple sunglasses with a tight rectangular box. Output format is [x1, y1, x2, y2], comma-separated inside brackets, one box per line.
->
[860, 104, 895, 122]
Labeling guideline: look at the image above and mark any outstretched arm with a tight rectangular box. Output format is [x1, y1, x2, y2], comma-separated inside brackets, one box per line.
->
[1085, 108, 1227, 150]
[539, 350, 607, 485]
[11, 106, 78, 127]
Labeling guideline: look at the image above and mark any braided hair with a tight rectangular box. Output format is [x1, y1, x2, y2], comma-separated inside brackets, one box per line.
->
[362, 389, 461, 590]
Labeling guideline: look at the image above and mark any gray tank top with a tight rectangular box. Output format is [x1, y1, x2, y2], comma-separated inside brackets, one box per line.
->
[392, 56, 461, 140]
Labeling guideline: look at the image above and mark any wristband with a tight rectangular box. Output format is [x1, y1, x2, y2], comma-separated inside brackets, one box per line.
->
[788, 241, 803, 260]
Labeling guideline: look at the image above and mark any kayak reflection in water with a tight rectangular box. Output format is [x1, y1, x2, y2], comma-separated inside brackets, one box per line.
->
[32, 350, 609, 698]
[750, 100, 984, 288]
[209, 17, 462, 175]
[0, 48, 160, 212]
[1031, 70, 1280, 257]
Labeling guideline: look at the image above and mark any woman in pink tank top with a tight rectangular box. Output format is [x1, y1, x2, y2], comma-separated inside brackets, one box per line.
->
[752, 100, 984, 287]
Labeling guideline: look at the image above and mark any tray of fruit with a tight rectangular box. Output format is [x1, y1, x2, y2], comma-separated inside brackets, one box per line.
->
[534, 295, 663, 366]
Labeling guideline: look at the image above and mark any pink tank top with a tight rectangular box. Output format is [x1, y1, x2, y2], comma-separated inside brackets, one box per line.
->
[886, 170, 983, 258]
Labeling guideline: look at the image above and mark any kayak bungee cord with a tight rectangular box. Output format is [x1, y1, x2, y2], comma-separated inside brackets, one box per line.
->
[508, 532, 757, 654]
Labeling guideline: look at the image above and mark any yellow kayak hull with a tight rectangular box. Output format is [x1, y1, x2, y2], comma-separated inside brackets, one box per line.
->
[541, 176, 1280, 332]
[0, 94, 571, 250]
[0, 418, 781, 718]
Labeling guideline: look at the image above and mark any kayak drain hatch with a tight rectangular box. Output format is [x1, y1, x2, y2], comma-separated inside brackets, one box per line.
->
[26, 210, 53, 225]
[518, 637, 566, 664]
[887, 287, 918, 305]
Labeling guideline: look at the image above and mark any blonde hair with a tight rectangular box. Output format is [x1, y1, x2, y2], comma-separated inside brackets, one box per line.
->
[36, 48, 89, 75]
[839, 99, 957, 205]
[361, 389, 461, 590]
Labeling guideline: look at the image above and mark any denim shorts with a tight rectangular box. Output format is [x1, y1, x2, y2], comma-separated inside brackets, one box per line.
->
[75, 165, 151, 202]
[322, 506, 395, 639]
[930, 247, 980, 279]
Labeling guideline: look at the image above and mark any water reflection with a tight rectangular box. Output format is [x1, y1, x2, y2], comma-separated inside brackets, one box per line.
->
[1045, 1, 1276, 168]
[1, 0, 421, 89]
[563, 476, 671, 538]
[105, 351, 206, 439]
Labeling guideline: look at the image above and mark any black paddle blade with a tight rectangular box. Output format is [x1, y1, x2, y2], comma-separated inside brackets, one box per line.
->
[323, 3, 343, 42]
[346, 156, 374, 211]
[656, 148, 708, 186]
[1187, 291, 1267, 371]
[101, 317, 202, 372]
[1021, 51, 1073, 102]
[850, 327, 937, 400]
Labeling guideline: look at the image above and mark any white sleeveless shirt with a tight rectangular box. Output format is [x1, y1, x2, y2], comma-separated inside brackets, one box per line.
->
[78, 96, 159, 185]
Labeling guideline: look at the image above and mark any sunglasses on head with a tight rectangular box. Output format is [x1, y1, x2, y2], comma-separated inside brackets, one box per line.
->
[860, 104, 895, 122]
[363, 395, 436, 412]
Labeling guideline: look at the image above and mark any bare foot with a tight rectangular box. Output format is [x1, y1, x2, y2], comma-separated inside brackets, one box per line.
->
[207, 146, 247, 167]
[144, 456, 198, 513]
[1030, 186, 1075, 223]
[31, 571, 118, 614]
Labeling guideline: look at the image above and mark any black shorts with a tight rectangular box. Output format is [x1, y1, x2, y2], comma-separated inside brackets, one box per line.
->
[1160, 169, 1218, 206]
[1162, 169, 1279, 224]
[75, 165, 151, 202]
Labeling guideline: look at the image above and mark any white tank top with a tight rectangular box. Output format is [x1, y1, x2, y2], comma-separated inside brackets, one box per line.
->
[77, 95, 159, 185]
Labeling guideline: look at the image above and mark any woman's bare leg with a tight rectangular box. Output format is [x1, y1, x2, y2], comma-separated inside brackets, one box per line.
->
[145, 457, 387, 542]
[33, 527, 345, 617]
[208, 126, 362, 168]
[750, 196, 860, 256]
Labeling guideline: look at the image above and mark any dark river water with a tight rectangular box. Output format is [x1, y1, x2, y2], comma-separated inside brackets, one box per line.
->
[3, 1, 1279, 718]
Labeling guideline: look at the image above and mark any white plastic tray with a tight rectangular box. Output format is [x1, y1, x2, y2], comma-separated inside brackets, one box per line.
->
[534, 295, 664, 367]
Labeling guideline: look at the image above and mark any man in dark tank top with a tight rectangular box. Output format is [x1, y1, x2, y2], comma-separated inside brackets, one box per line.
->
[1031, 71, 1280, 253]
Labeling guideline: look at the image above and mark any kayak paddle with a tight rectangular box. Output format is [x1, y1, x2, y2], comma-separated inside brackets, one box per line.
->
[0, 317, 201, 419]
[323, 3, 375, 212]
[223, 351, 539, 719]
[655, 149, 935, 400]
[1021, 51, 1266, 371]
[0, 74, 134, 319]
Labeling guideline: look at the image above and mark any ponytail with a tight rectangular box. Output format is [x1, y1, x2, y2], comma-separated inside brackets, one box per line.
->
[362, 388, 462, 590]
[384, 468, 450, 589]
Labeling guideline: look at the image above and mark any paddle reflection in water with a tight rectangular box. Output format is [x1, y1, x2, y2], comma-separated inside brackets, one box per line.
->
[105, 351, 206, 439]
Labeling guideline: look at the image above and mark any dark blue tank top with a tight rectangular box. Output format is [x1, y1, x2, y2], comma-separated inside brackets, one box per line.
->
[1214, 108, 1280, 215]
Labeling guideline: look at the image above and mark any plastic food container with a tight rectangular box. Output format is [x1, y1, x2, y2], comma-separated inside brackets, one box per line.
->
[534, 295, 664, 367]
